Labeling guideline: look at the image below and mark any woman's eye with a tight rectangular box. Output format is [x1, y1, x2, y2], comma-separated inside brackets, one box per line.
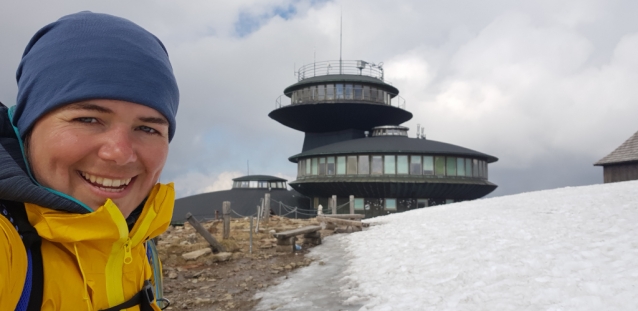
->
[74, 117, 98, 123]
[138, 125, 159, 135]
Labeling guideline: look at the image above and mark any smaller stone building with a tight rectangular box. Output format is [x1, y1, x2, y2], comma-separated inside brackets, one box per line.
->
[594, 130, 638, 183]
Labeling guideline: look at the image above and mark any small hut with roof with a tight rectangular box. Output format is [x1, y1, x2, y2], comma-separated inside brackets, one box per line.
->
[594, 130, 638, 183]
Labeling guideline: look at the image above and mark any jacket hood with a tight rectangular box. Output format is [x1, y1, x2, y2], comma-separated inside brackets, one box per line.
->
[1, 104, 98, 213]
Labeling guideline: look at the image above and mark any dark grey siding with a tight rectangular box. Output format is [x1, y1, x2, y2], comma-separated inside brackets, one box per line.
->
[603, 162, 638, 183]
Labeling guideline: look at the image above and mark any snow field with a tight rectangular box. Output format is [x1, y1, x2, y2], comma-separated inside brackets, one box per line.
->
[340, 180, 638, 310]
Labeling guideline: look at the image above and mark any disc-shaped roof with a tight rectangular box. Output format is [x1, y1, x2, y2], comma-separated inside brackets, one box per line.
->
[284, 74, 399, 96]
[594, 130, 638, 166]
[232, 175, 287, 182]
[289, 136, 498, 163]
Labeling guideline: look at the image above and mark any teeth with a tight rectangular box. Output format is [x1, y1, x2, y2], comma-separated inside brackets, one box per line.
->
[103, 178, 113, 187]
[81, 172, 132, 189]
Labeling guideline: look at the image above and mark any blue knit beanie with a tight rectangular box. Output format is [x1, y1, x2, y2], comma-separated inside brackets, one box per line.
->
[14, 11, 179, 141]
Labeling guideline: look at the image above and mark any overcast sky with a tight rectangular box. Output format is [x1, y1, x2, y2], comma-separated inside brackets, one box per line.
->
[2, 0, 637, 199]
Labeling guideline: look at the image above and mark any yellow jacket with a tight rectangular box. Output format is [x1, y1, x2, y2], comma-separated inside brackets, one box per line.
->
[0, 183, 174, 311]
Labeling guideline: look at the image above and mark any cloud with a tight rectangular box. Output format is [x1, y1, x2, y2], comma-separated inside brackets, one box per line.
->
[2, 0, 638, 200]
[171, 171, 243, 198]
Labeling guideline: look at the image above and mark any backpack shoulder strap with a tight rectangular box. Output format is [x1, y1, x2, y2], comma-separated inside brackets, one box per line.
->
[0, 200, 43, 311]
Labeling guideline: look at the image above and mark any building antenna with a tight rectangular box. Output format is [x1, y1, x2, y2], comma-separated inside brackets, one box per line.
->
[339, 7, 343, 74]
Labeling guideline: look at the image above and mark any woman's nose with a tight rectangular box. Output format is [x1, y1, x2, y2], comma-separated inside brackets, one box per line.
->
[97, 126, 137, 165]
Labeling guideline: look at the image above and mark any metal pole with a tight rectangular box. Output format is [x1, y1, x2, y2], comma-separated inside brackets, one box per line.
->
[349, 195, 355, 214]
[279, 201, 282, 217]
[249, 216, 253, 254]
[332, 195, 337, 215]
[339, 8, 342, 74]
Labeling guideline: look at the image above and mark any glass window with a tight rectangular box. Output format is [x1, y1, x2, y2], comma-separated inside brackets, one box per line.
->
[354, 85, 363, 99]
[354, 198, 364, 211]
[291, 91, 297, 104]
[378, 89, 384, 103]
[337, 156, 346, 175]
[371, 156, 383, 174]
[358, 155, 370, 174]
[446, 157, 457, 176]
[465, 158, 472, 177]
[423, 156, 434, 175]
[484, 162, 488, 179]
[435, 156, 446, 176]
[249, 181, 257, 188]
[309, 86, 316, 100]
[410, 156, 422, 175]
[317, 85, 325, 100]
[345, 84, 353, 99]
[363, 86, 370, 100]
[297, 161, 302, 177]
[336, 84, 344, 99]
[385, 198, 397, 211]
[305, 158, 311, 175]
[370, 87, 377, 101]
[270, 182, 277, 189]
[347, 156, 357, 175]
[472, 159, 478, 177]
[241, 181, 248, 188]
[311, 158, 318, 175]
[327, 157, 335, 175]
[319, 158, 326, 175]
[478, 160, 483, 178]
[258, 181, 266, 188]
[457, 158, 465, 176]
[384, 155, 396, 175]
[397, 155, 408, 174]
[326, 84, 334, 100]
[303, 88, 310, 101]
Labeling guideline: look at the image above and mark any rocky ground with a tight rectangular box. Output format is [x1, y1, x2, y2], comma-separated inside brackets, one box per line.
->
[157, 216, 334, 311]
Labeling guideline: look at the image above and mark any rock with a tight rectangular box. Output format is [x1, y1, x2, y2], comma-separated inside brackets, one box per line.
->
[182, 248, 212, 261]
[195, 297, 211, 304]
[214, 252, 232, 262]
[168, 272, 178, 279]
[284, 265, 292, 270]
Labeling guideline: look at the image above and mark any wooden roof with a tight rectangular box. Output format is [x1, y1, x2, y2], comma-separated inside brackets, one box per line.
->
[595, 130, 638, 166]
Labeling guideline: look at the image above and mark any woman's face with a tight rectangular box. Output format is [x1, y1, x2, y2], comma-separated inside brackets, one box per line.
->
[27, 99, 170, 217]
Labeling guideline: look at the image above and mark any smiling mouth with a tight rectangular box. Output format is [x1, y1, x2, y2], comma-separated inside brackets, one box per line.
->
[79, 171, 133, 193]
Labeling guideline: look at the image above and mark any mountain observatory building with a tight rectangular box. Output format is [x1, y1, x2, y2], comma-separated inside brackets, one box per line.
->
[269, 60, 498, 217]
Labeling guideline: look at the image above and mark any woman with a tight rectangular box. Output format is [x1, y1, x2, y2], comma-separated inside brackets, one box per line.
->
[0, 11, 179, 310]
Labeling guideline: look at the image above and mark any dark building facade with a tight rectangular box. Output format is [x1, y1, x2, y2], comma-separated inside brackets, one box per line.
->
[594, 130, 638, 183]
[269, 60, 498, 218]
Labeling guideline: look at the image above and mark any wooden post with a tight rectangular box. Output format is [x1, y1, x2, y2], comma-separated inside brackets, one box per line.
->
[255, 205, 260, 233]
[349, 195, 354, 214]
[249, 216, 253, 254]
[222, 201, 230, 239]
[185, 213, 225, 253]
[264, 193, 270, 223]
[332, 195, 337, 215]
